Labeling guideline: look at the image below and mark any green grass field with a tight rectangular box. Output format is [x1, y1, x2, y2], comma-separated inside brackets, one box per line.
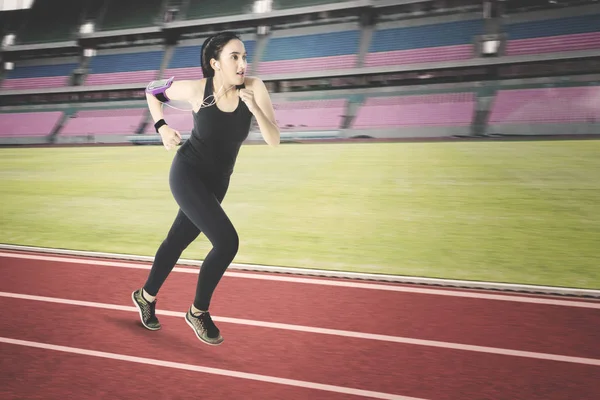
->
[1, 140, 599, 289]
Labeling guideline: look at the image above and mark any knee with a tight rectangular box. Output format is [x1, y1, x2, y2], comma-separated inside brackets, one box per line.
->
[163, 232, 193, 254]
[215, 228, 239, 260]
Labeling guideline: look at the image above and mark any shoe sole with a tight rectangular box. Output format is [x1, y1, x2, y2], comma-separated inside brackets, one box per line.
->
[184, 313, 224, 346]
[131, 291, 161, 331]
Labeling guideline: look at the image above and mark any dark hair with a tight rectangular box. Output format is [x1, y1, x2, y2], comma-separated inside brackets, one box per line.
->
[200, 31, 242, 78]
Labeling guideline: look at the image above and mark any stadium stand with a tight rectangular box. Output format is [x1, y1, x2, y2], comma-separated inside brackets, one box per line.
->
[0, 59, 78, 90]
[82, 47, 164, 87]
[271, 98, 348, 130]
[352, 93, 475, 128]
[1, 0, 599, 145]
[364, 18, 484, 67]
[0, 111, 63, 137]
[257, 26, 361, 74]
[485, 84, 600, 136]
[60, 108, 147, 137]
[504, 13, 600, 56]
[488, 86, 600, 124]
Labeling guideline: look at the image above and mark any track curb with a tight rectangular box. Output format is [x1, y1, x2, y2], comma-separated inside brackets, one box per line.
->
[1, 243, 599, 299]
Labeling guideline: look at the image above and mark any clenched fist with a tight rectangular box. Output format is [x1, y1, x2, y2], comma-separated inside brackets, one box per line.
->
[158, 125, 181, 151]
[238, 88, 258, 115]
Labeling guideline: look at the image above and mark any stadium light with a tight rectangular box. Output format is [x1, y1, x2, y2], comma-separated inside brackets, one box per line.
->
[0, 0, 34, 11]
[253, 0, 273, 13]
[4, 61, 14, 71]
[2, 33, 15, 47]
[80, 22, 95, 34]
[482, 39, 500, 55]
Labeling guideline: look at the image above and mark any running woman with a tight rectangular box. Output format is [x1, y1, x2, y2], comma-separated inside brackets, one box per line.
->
[132, 31, 280, 346]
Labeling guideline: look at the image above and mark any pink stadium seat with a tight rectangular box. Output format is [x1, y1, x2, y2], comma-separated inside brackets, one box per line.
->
[0, 76, 70, 90]
[364, 45, 473, 67]
[83, 70, 159, 86]
[353, 93, 475, 128]
[258, 55, 357, 75]
[60, 108, 146, 136]
[506, 32, 600, 56]
[488, 86, 600, 124]
[161, 67, 204, 81]
[272, 99, 347, 130]
[0, 111, 63, 137]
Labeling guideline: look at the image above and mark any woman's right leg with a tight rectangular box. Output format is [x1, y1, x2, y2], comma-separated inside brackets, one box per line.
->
[168, 166, 238, 346]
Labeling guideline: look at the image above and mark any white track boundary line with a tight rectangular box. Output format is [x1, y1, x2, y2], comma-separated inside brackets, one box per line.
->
[2, 291, 599, 367]
[2, 251, 600, 309]
[0, 337, 417, 400]
[2, 243, 599, 298]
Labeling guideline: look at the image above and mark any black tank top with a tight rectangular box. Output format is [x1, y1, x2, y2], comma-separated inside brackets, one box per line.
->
[178, 77, 253, 178]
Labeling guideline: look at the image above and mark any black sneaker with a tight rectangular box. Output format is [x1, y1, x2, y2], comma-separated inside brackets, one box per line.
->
[131, 289, 161, 331]
[185, 308, 224, 346]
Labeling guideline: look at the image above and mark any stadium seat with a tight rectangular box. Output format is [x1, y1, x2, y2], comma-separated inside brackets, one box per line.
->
[83, 51, 163, 86]
[0, 62, 77, 91]
[258, 30, 360, 74]
[272, 99, 347, 130]
[364, 19, 483, 67]
[352, 93, 475, 128]
[60, 108, 147, 136]
[488, 86, 600, 124]
[0, 111, 63, 137]
[504, 14, 600, 56]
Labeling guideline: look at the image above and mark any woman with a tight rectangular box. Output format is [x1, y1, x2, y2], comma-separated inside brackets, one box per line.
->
[132, 31, 280, 346]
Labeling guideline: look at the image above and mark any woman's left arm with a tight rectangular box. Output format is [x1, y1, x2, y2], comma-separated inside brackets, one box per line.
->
[240, 78, 280, 147]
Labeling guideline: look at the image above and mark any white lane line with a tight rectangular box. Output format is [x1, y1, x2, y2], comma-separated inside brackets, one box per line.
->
[1, 291, 599, 367]
[1, 251, 600, 309]
[0, 337, 417, 400]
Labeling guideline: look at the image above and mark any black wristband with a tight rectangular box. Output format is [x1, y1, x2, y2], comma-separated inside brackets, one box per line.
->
[154, 119, 167, 133]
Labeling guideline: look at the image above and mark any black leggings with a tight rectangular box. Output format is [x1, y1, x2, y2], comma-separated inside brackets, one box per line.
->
[143, 152, 239, 311]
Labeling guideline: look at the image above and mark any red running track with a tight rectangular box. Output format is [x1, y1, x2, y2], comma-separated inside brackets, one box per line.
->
[0, 250, 599, 400]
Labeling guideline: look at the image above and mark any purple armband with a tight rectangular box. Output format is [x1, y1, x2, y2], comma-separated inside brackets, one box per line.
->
[146, 76, 175, 103]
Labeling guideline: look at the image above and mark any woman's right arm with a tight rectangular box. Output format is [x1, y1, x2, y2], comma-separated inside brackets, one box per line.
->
[146, 79, 200, 151]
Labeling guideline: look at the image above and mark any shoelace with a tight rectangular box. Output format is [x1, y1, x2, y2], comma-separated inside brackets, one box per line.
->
[194, 311, 219, 337]
[143, 299, 156, 321]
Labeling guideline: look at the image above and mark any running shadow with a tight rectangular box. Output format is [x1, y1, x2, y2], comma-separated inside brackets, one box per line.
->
[103, 314, 189, 348]
[101, 314, 226, 363]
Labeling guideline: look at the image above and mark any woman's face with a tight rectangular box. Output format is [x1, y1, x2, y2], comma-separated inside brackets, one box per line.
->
[214, 39, 247, 85]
